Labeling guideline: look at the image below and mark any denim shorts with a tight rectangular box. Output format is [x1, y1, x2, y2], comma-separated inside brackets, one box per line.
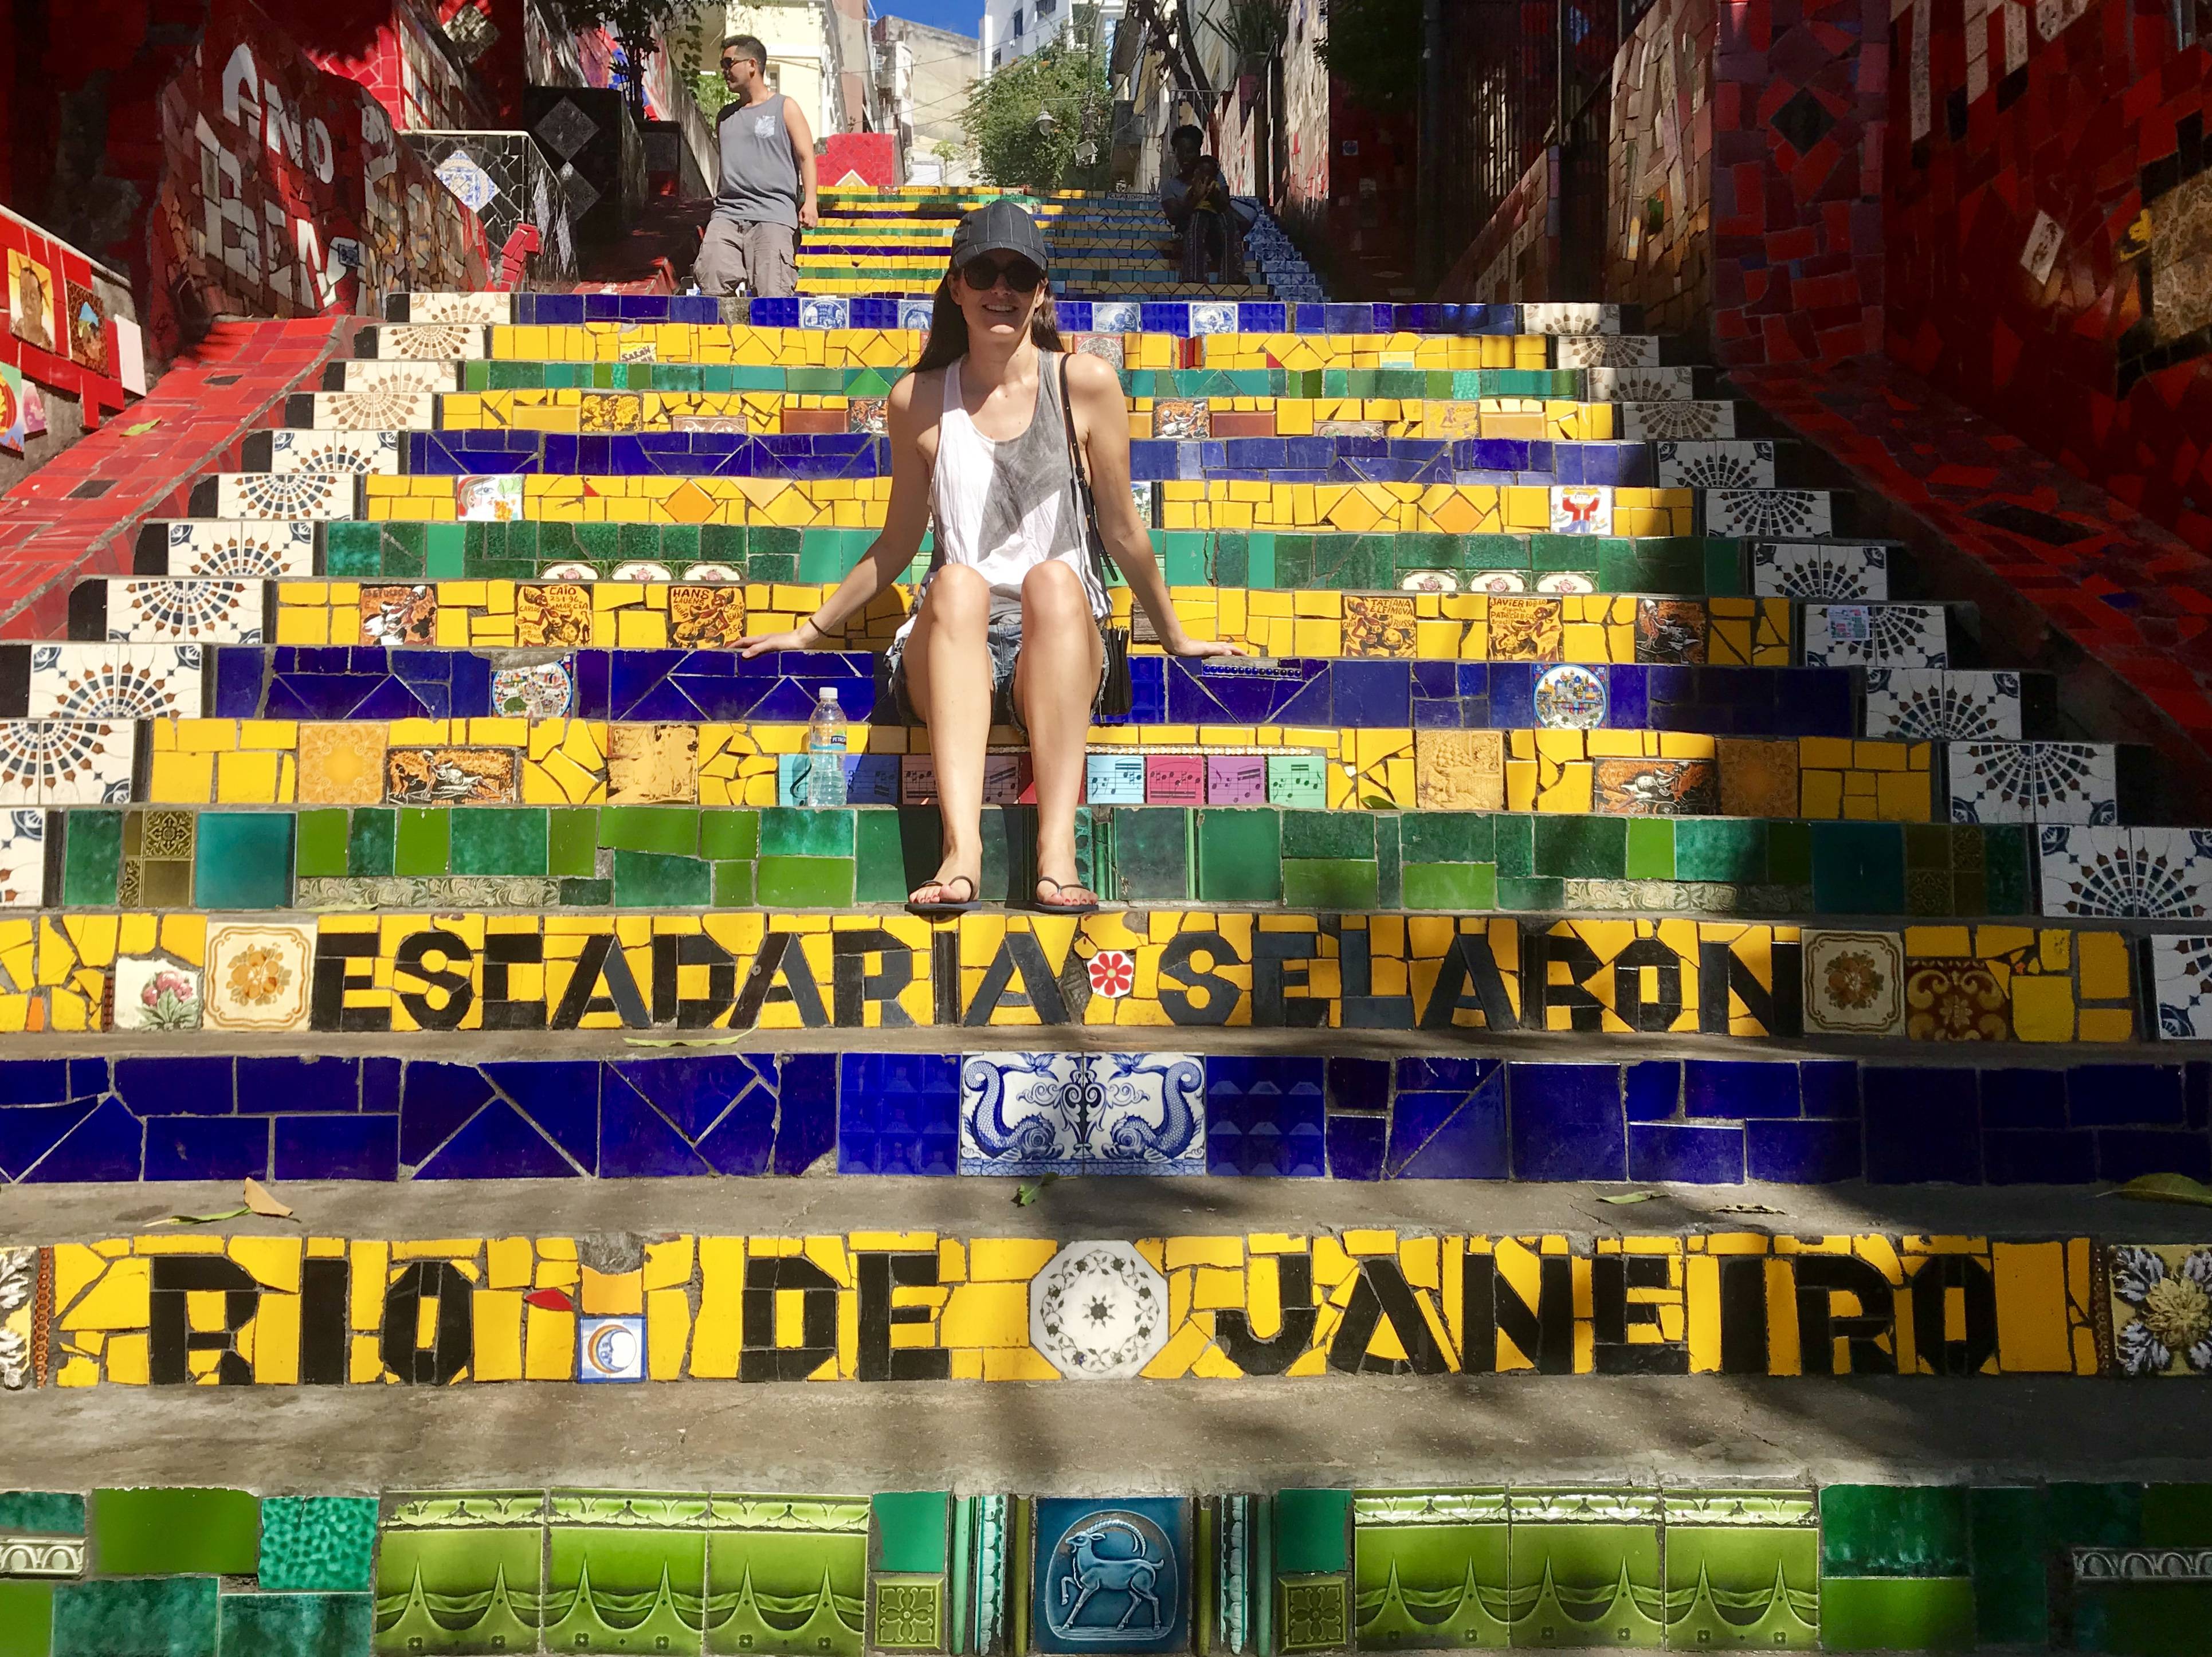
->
[883, 614, 1104, 731]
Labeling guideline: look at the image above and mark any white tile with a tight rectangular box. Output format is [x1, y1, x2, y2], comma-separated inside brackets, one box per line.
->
[1862, 669, 2020, 740]
[2039, 826, 2212, 919]
[373, 324, 486, 360]
[1707, 489, 1834, 537]
[210, 473, 356, 520]
[402, 292, 513, 324]
[0, 721, 137, 806]
[304, 391, 437, 430]
[100, 580, 266, 645]
[1520, 303, 1619, 334]
[1656, 441, 1776, 489]
[1549, 485, 1614, 535]
[1802, 603, 1947, 667]
[266, 430, 399, 474]
[1949, 740, 2117, 824]
[335, 360, 461, 395]
[2152, 934, 2212, 1039]
[157, 520, 316, 578]
[1750, 540, 1890, 600]
[0, 809, 46, 907]
[1554, 333, 1658, 367]
[27, 644, 202, 720]
[1587, 365, 1695, 400]
[1619, 401, 1737, 439]
[958, 1053, 1206, 1175]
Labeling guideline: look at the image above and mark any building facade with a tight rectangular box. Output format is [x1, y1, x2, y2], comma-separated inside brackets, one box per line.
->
[873, 16, 981, 186]
[981, 0, 1123, 73]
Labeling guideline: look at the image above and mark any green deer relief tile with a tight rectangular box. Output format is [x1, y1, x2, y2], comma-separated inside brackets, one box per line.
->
[545, 1492, 711, 1655]
[702, 1495, 869, 1657]
[1659, 1490, 1818, 1650]
[373, 1491, 545, 1657]
[1507, 1489, 1663, 1649]
[1352, 1490, 1511, 1651]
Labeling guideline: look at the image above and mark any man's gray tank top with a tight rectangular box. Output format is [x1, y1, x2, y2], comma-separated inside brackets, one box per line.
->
[714, 93, 799, 227]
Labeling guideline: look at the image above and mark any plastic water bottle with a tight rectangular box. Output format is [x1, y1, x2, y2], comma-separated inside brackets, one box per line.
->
[806, 687, 847, 808]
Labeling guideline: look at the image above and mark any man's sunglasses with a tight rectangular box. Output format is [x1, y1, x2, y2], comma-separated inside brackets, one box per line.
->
[957, 255, 1045, 293]
[720, 53, 755, 69]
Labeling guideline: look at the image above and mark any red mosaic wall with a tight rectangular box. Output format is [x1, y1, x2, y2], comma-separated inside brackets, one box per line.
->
[281, 0, 487, 132]
[1438, 148, 1560, 303]
[1885, 0, 2212, 552]
[822, 133, 899, 189]
[148, 0, 492, 362]
[1605, 0, 1716, 335]
[0, 211, 136, 429]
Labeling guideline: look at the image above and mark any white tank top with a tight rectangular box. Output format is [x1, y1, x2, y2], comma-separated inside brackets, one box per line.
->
[911, 352, 1109, 626]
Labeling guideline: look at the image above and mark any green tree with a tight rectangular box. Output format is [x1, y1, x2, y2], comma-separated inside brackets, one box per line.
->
[960, 6, 1112, 192]
[1319, 0, 1422, 112]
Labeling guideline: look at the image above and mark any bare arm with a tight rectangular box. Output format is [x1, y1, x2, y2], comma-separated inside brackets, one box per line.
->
[740, 372, 934, 655]
[783, 97, 820, 229]
[1064, 351, 1242, 659]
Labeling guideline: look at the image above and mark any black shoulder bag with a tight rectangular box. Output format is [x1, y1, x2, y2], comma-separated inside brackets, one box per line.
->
[1056, 352, 1135, 717]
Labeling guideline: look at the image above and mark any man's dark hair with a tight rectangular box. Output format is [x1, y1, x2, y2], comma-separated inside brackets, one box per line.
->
[1171, 124, 1204, 147]
[723, 34, 770, 66]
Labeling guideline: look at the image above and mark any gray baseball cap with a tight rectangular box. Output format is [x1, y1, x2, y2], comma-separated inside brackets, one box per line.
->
[949, 199, 1050, 270]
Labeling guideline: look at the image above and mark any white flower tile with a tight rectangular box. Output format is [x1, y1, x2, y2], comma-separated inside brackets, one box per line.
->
[267, 430, 399, 474]
[1707, 489, 1834, 538]
[27, 645, 202, 720]
[373, 323, 485, 359]
[1863, 669, 2020, 740]
[211, 472, 356, 520]
[100, 580, 265, 645]
[1519, 302, 1618, 334]
[1656, 440, 1776, 489]
[1586, 365, 1695, 400]
[401, 292, 512, 324]
[0, 721, 137, 807]
[1949, 740, 2117, 824]
[156, 520, 316, 579]
[2152, 936, 2212, 1040]
[2039, 826, 2212, 919]
[335, 360, 461, 395]
[305, 391, 438, 430]
[1619, 400, 1737, 439]
[1554, 333, 1658, 367]
[0, 808, 45, 908]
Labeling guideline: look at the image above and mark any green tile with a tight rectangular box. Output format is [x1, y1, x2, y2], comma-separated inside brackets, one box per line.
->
[392, 808, 450, 878]
[1274, 1490, 1350, 1574]
[1400, 812, 1491, 865]
[422, 524, 466, 579]
[1766, 820, 1813, 886]
[93, 1487, 259, 1576]
[1819, 1486, 1969, 1577]
[215, 1593, 372, 1657]
[449, 809, 547, 877]
[1704, 537, 1747, 596]
[372, 1500, 541, 1656]
[1282, 812, 1373, 859]
[1623, 817, 1674, 880]
[1376, 818, 1400, 909]
[1531, 815, 1626, 879]
[2048, 1482, 2142, 1548]
[760, 806, 854, 858]
[1968, 1487, 2047, 1648]
[1195, 810, 1281, 904]
[1281, 858, 1375, 909]
[1492, 814, 1534, 878]
[1510, 1514, 1662, 1647]
[595, 806, 699, 856]
[294, 810, 350, 879]
[61, 811, 121, 906]
[2144, 1485, 2212, 1544]
[1814, 1578, 1975, 1652]
[0, 1582, 50, 1657]
[755, 856, 854, 907]
[1495, 876, 1562, 909]
[1673, 818, 1765, 885]
[52, 1579, 217, 1657]
[1116, 808, 1189, 902]
[560, 878, 614, 906]
[711, 863, 755, 906]
[854, 810, 910, 904]
[873, 1492, 950, 1574]
[347, 810, 395, 878]
[1402, 863, 1496, 910]
[193, 813, 293, 909]
[0, 1493, 83, 1532]
[2087, 1584, 2212, 1655]
[547, 809, 598, 877]
[1662, 1518, 1818, 1650]
[258, 1497, 378, 1593]
[612, 850, 712, 907]
[546, 1507, 704, 1654]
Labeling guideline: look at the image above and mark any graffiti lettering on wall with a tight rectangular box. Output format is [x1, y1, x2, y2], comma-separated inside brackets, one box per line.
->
[149, 0, 490, 362]
[1, 1232, 2105, 1389]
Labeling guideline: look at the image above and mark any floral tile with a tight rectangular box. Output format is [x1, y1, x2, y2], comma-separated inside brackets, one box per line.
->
[400, 292, 511, 323]
[0, 721, 134, 806]
[1520, 302, 1616, 334]
[202, 920, 314, 1032]
[1803, 930, 1905, 1036]
[374, 323, 485, 359]
[2108, 1245, 2212, 1376]
[1619, 401, 1736, 439]
[1949, 741, 2117, 824]
[1586, 366, 1694, 401]
[268, 429, 400, 474]
[959, 1054, 1206, 1176]
[1028, 1246, 1174, 1381]
[28, 645, 201, 720]
[2038, 826, 2212, 918]
[0, 807, 45, 907]
[2152, 935, 2212, 1038]
[212, 472, 355, 520]
[156, 520, 316, 579]
[101, 579, 265, 645]
[1655, 441, 1776, 489]
[109, 956, 203, 1032]
[1904, 957, 2011, 1041]
[1707, 489, 1834, 539]
[297, 723, 391, 806]
[307, 390, 438, 430]
[1555, 333, 1659, 367]
[335, 360, 461, 395]
[1802, 604, 1948, 668]
[1750, 541, 1890, 600]
[1863, 670, 2019, 740]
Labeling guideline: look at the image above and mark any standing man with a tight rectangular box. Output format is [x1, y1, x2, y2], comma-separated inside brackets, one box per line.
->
[696, 33, 819, 299]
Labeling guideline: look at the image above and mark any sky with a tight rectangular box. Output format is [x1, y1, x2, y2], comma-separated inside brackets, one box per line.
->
[877, 1, 986, 41]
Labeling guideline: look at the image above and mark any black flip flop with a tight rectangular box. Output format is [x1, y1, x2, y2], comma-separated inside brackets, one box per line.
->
[908, 874, 984, 917]
[1032, 878, 1102, 916]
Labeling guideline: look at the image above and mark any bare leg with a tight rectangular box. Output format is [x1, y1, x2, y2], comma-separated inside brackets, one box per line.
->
[900, 564, 993, 904]
[1013, 561, 1105, 904]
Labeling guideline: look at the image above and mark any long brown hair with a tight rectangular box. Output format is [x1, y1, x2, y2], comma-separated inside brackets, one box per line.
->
[912, 272, 1062, 372]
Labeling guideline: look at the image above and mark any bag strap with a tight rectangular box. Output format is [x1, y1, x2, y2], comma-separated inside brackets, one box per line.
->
[1057, 353, 1121, 589]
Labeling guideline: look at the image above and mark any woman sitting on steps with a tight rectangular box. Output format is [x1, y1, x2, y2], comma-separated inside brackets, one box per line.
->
[743, 199, 1242, 914]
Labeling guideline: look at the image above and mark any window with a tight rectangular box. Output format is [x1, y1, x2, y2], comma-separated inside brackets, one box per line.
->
[1010, 9, 1024, 34]
[991, 46, 1003, 65]
[1038, 0, 1056, 16]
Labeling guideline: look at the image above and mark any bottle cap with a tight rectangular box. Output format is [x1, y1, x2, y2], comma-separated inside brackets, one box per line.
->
[821, 686, 840, 702]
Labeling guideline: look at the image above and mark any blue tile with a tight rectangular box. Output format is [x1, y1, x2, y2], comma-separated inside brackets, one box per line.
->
[273, 1114, 398, 1180]
[1325, 1056, 1389, 1112]
[1746, 1118, 1862, 1183]
[0, 1100, 103, 1180]
[113, 1057, 233, 1116]
[362, 1058, 401, 1117]
[1623, 1061, 1679, 1121]
[413, 1098, 582, 1179]
[2068, 1063, 2184, 1126]
[1629, 1122, 1744, 1183]
[836, 1052, 959, 1175]
[1979, 1067, 2067, 1130]
[773, 1053, 838, 1175]
[598, 1071, 715, 1177]
[66, 1057, 106, 1100]
[397, 1061, 495, 1165]
[21, 1095, 141, 1181]
[1864, 1067, 1981, 1183]
[143, 1114, 268, 1181]
[2096, 1129, 2212, 1183]
[1203, 1055, 1325, 1177]
[237, 1057, 359, 1114]
[480, 1061, 598, 1173]
[1386, 1066, 1508, 1178]
[611, 1055, 776, 1139]
[1325, 1113, 1386, 1180]
[1983, 1130, 2095, 1184]
[1682, 1059, 1800, 1118]
[1507, 1063, 1625, 1181]
[1799, 1061, 1861, 1117]
[2193, 1062, 2211, 1129]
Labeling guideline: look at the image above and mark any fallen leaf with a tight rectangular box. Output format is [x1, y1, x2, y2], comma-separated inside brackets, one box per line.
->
[1015, 1173, 1061, 1207]
[157, 1206, 251, 1226]
[1597, 1191, 1657, 1204]
[1715, 1203, 1784, 1215]
[242, 1177, 294, 1219]
[124, 420, 162, 435]
[524, 1288, 575, 1312]
[2107, 1172, 2212, 1207]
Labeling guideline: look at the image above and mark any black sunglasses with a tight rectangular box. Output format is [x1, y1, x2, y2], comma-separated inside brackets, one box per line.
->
[720, 53, 755, 68]
[957, 254, 1045, 293]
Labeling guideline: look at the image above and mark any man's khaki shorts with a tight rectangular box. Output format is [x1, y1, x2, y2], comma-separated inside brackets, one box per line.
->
[695, 217, 798, 298]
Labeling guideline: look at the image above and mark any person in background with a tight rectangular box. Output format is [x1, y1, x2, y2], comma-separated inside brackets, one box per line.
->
[1158, 124, 1247, 285]
[740, 201, 1243, 914]
[696, 34, 818, 299]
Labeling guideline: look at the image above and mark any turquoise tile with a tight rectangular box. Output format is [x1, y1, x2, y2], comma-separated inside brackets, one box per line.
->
[448, 810, 547, 877]
[191, 814, 293, 909]
[257, 1496, 378, 1592]
[0, 1493, 83, 1532]
[215, 1592, 371, 1657]
[61, 811, 121, 906]
[53, 1578, 217, 1657]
